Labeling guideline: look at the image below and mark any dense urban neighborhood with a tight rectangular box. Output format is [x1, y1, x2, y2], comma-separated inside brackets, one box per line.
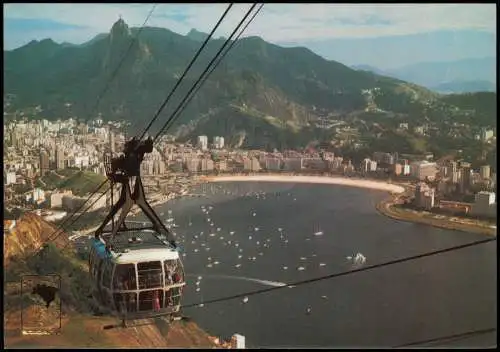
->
[4, 114, 496, 228]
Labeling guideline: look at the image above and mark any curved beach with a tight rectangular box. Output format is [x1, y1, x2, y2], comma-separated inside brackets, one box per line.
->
[204, 175, 406, 194]
[202, 175, 495, 236]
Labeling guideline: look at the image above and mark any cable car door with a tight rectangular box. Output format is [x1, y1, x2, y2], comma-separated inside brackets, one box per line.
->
[101, 260, 114, 309]
[96, 258, 105, 302]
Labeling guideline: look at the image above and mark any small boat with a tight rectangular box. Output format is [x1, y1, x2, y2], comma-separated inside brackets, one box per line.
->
[354, 253, 366, 264]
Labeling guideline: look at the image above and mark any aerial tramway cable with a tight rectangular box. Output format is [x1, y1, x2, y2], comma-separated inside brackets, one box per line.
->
[45, 180, 109, 244]
[152, 3, 261, 143]
[51, 4, 240, 247]
[88, 4, 158, 121]
[59, 185, 113, 250]
[137, 3, 235, 141]
[394, 327, 496, 347]
[153, 3, 264, 142]
[179, 237, 496, 309]
[43, 5, 157, 247]
[45, 7, 497, 340]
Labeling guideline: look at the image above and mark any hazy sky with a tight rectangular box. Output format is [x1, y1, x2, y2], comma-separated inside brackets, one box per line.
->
[4, 3, 496, 50]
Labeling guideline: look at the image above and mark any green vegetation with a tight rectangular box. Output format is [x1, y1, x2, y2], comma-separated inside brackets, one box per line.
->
[57, 168, 82, 177]
[4, 20, 496, 150]
[4, 207, 25, 219]
[5, 243, 93, 314]
[35, 170, 106, 196]
[57, 171, 106, 196]
[39, 170, 67, 190]
[13, 183, 32, 194]
[440, 92, 496, 126]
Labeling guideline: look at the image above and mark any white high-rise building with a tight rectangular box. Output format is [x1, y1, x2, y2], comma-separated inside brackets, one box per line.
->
[186, 157, 200, 173]
[33, 188, 46, 203]
[197, 135, 208, 151]
[4, 171, 16, 185]
[55, 146, 65, 169]
[201, 158, 214, 172]
[471, 191, 496, 218]
[403, 164, 410, 176]
[231, 334, 245, 349]
[213, 136, 224, 149]
[109, 131, 115, 153]
[481, 128, 494, 141]
[415, 183, 435, 210]
[251, 157, 260, 172]
[243, 157, 252, 171]
[216, 160, 227, 172]
[362, 158, 371, 173]
[480, 165, 491, 180]
[410, 161, 437, 181]
[265, 157, 281, 171]
[283, 158, 303, 172]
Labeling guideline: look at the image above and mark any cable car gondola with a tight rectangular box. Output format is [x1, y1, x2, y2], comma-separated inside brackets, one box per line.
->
[90, 137, 185, 321]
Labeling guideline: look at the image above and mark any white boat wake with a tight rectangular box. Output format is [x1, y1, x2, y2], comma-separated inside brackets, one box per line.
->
[186, 274, 287, 287]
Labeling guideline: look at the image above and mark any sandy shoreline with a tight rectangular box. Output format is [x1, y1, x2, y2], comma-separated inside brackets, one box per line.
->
[204, 175, 405, 194]
[72, 175, 402, 236]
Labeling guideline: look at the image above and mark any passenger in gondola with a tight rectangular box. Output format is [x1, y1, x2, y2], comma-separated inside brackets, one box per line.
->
[152, 290, 161, 312]
[118, 294, 127, 314]
[129, 275, 136, 290]
[171, 286, 180, 306]
[172, 271, 180, 284]
[128, 292, 136, 312]
[165, 288, 173, 306]
[167, 269, 173, 285]
[115, 277, 124, 291]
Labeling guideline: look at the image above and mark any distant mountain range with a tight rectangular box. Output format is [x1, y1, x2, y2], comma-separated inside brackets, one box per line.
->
[280, 30, 496, 70]
[352, 57, 496, 94]
[3, 20, 496, 149]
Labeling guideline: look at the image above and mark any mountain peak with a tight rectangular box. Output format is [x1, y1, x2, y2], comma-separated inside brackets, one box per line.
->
[186, 28, 209, 42]
[110, 17, 131, 39]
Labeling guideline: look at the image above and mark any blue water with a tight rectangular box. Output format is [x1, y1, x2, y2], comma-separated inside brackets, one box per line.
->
[132, 182, 496, 348]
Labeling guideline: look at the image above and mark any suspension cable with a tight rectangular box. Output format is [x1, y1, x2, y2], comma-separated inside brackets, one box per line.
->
[51, 4, 240, 249]
[42, 5, 157, 247]
[59, 185, 112, 251]
[180, 237, 496, 309]
[137, 3, 234, 141]
[153, 3, 264, 142]
[152, 3, 260, 143]
[395, 327, 496, 347]
[45, 179, 109, 244]
[87, 4, 157, 121]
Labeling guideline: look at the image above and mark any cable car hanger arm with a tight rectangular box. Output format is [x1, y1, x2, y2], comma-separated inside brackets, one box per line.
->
[94, 137, 177, 248]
